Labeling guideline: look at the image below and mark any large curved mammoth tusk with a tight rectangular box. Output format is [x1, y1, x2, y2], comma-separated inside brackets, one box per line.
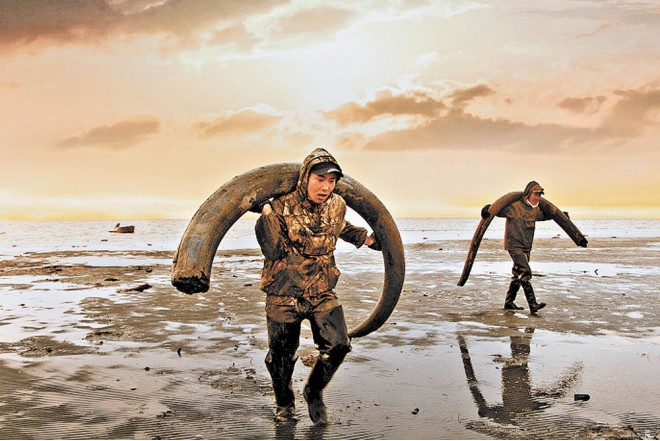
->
[457, 191, 588, 287]
[457, 192, 521, 287]
[171, 162, 405, 339]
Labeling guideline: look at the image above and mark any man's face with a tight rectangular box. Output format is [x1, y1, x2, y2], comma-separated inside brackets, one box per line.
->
[307, 172, 337, 204]
[529, 191, 543, 205]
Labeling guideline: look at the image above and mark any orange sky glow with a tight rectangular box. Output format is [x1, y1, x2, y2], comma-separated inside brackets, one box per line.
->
[1, 0, 659, 221]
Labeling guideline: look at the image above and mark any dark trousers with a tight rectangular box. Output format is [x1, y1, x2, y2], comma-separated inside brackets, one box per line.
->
[265, 302, 351, 407]
[508, 249, 532, 282]
[506, 250, 540, 306]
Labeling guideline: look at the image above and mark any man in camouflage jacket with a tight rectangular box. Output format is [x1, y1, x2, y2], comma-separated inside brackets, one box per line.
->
[254, 148, 380, 425]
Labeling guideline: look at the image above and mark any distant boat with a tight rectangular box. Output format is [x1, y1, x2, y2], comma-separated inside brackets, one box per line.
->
[110, 223, 135, 234]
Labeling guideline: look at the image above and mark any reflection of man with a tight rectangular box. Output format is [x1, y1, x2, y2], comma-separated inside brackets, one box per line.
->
[482, 181, 550, 314]
[254, 148, 380, 425]
[458, 328, 584, 433]
[458, 328, 546, 424]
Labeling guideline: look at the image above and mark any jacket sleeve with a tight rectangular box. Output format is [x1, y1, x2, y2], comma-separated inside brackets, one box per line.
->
[496, 204, 512, 218]
[339, 221, 368, 248]
[255, 203, 288, 261]
[537, 204, 554, 221]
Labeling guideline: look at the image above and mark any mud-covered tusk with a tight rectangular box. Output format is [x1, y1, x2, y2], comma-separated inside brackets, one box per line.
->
[171, 163, 405, 338]
[458, 192, 587, 286]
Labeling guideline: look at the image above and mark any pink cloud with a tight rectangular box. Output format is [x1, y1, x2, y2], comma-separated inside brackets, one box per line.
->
[193, 109, 282, 138]
[56, 116, 160, 150]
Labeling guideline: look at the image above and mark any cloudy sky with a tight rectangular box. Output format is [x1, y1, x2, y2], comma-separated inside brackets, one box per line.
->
[1, 0, 658, 221]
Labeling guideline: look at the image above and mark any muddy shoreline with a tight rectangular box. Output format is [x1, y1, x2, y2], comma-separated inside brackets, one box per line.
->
[0, 237, 658, 439]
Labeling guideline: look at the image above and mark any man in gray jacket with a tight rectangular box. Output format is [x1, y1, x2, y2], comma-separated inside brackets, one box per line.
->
[483, 181, 550, 314]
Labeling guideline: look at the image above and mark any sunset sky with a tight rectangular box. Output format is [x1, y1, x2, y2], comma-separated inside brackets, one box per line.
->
[1, 0, 658, 221]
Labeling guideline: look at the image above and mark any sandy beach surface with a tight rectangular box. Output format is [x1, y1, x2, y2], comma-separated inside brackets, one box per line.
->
[0, 227, 658, 439]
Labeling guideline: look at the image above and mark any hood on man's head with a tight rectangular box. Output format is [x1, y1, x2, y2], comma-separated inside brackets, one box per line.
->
[296, 148, 343, 196]
[523, 181, 544, 197]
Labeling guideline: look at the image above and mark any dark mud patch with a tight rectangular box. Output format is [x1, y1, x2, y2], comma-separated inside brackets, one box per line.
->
[85, 327, 126, 343]
[0, 335, 97, 357]
[581, 423, 645, 440]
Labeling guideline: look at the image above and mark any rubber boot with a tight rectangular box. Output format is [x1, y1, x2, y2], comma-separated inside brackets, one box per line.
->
[303, 350, 347, 425]
[265, 352, 297, 422]
[522, 282, 546, 314]
[504, 279, 524, 310]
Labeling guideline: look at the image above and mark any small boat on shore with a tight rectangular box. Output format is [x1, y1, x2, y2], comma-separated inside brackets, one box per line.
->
[110, 223, 135, 234]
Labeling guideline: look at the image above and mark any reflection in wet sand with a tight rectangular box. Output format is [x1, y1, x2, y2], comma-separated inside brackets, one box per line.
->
[458, 327, 582, 430]
[272, 419, 329, 440]
[454, 325, 655, 439]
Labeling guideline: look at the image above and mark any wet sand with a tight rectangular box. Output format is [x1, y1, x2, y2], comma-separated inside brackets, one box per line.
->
[0, 237, 658, 439]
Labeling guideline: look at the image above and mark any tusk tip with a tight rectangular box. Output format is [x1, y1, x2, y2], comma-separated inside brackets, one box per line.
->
[171, 275, 210, 294]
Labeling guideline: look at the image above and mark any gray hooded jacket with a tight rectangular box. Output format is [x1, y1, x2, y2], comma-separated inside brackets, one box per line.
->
[497, 181, 550, 251]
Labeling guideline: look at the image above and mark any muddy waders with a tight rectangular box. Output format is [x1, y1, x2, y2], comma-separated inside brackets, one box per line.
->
[265, 316, 300, 422]
[303, 343, 350, 425]
[504, 279, 524, 310]
[265, 351, 298, 421]
[266, 302, 351, 425]
[302, 305, 351, 425]
[522, 282, 546, 314]
[506, 250, 546, 314]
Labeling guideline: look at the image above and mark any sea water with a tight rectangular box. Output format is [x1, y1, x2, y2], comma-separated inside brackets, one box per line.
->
[1, 217, 659, 258]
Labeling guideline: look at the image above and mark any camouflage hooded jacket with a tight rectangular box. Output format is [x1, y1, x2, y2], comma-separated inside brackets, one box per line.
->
[497, 181, 551, 251]
[255, 148, 369, 297]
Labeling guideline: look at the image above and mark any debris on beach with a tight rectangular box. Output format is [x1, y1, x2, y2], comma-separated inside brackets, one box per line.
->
[574, 393, 591, 401]
[301, 353, 318, 367]
[581, 423, 642, 440]
[117, 283, 152, 293]
[86, 328, 125, 343]
[110, 223, 135, 233]
[244, 368, 256, 380]
[45, 265, 63, 274]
